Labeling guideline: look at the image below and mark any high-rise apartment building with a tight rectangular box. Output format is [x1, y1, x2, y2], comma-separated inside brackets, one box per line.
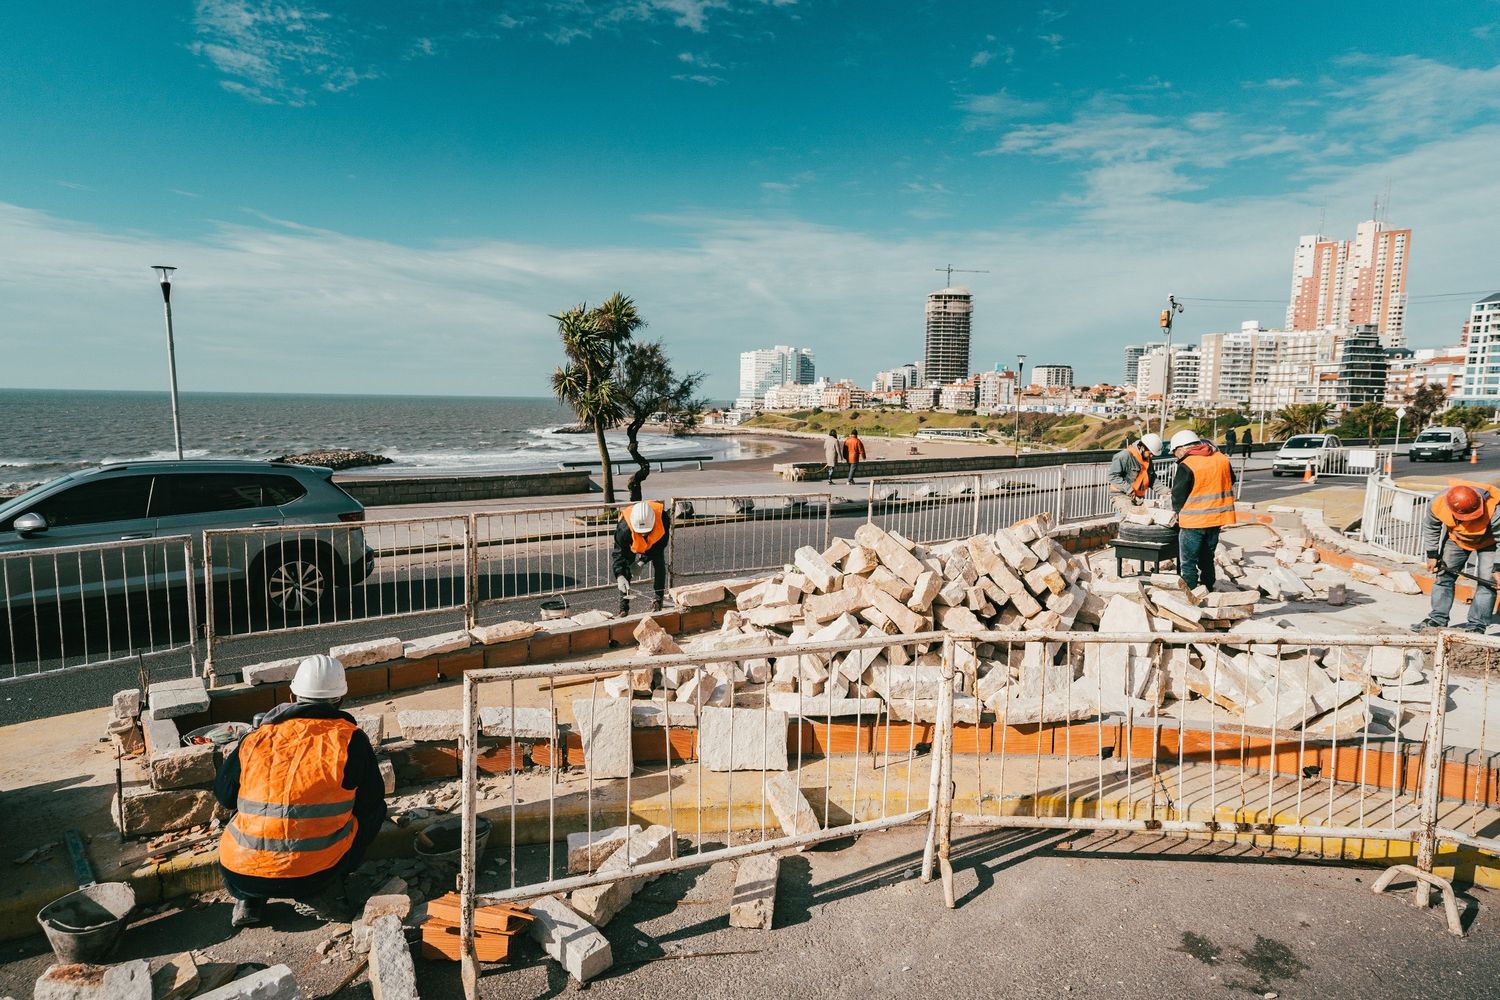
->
[1032, 364, 1073, 388]
[1459, 293, 1500, 406]
[1123, 345, 1146, 386]
[1136, 345, 1200, 408]
[923, 287, 973, 386]
[871, 363, 920, 393]
[736, 345, 815, 408]
[1286, 219, 1412, 348]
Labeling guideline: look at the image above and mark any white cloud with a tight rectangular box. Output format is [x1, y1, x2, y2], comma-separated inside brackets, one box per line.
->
[1328, 56, 1500, 143]
[672, 73, 725, 86]
[957, 89, 1049, 130]
[188, 0, 377, 105]
[970, 50, 993, 68]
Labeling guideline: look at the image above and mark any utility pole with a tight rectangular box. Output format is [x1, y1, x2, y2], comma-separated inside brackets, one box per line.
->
[935, 265, 990, 286]
[1157, 294, 1184, 437]
[152, 265, 185, 460]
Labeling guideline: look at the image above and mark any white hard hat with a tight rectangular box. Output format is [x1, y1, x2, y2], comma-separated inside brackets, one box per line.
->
[1168, 429, 1202, 451]
[628, 501, 656, 535]
[291, 654, 347, 701]
[1140, 433, 1164, 455]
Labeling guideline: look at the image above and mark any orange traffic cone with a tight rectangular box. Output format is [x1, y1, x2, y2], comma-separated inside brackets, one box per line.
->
[1384, 454, 1393, 475]
[1471, 448, 1479, 465]
[1303, 463, 1315, 483]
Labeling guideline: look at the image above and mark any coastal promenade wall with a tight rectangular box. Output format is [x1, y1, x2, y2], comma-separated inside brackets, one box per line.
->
[335, 469, 591, 506]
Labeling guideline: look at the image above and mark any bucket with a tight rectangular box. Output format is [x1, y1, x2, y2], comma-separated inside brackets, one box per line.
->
[181, 721, 251, 747]
[538, 599, 569, 621]
[37, 882, 136, 964]
[414, 816, 492, 870]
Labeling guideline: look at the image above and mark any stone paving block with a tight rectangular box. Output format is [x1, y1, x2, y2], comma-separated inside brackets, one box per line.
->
[396, 709, 463, 742]
[35, 960, 152, 1000]
[632, 616, 682, 656]
[569, 824, 675, 925]
[353, 713, 385, 746]
[112, 687, 141, 719]
[529, 894, 612, 982]
[150, 742, 217, 791]
[567, 824, 644, 874]
[242, 657, 301, 687]
[368, 914, 418, 999]
[146, 677, 210, 720]
[630, 701, 699, 728]
[193, 964, 299, 1000]
[670, 582, 726, 608]
[114, 785, 220, 836]
[330, 637, 403, 668]
[469, 621, 541, 645]
[729, 853, 779, 929]
[698, 707, 789, 771]
[768, 691, 883, 718]
[765, 772, 820, 837]
[402, 630, 471, 659]
[479, 705, 557, 740]
[572, 698, 632, 778]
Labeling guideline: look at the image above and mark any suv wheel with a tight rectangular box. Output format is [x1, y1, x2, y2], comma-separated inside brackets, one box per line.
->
[254, 543, 337, 623]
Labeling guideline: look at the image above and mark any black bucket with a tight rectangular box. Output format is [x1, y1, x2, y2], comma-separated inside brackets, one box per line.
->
[414, 815, 492, 870]
[37, 882, 136, 964]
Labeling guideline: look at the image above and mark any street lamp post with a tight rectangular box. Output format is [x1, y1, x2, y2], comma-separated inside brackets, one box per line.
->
[1157, 294, 1184, 437]
[152, 265, 185, 460]
[1014, 354, 1027, 455]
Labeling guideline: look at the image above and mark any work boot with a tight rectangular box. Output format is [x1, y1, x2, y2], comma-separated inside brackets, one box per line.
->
[650, 598, 663, 613]
[1456, 622, 1485, 634]
[1411, 617, 1445, 633]
[231, 898, 266, 928]
[292, 883, 353, 923]
[618, 597, 630, 617]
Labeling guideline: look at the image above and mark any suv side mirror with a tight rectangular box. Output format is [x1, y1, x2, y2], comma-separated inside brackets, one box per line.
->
[13, 512, 47, 537]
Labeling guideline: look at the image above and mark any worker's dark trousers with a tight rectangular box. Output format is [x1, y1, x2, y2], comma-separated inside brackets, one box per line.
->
[1177, 526, 1220, 590]
[631, 552, 667, 603]
[221, 818, 379, 902]
[1429, 540, 1496, 629]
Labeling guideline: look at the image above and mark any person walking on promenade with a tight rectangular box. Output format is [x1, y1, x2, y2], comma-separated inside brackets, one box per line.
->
[824, 430, 844, 485]
[1169, 429, 1236, 590]
[1240, 426, 1254, 461]
[843, 430, 866, 484]
[615, 499, 670, 614]
[218, 655, 387, 929]
[1413, 482, 1500, 633]
[1226, 427, 1238, 450]
[1106, 432, 1163, 517]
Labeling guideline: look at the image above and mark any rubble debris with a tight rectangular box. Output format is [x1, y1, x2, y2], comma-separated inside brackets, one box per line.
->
[571, 698, 633, 777]
[568, 825, 644, 874]
[193, 963, 300, 1000]
[528, 894, 613, 982]
[367, 914, 420, 999]
[729, 853, 779, 930]
[570, 824, 676, 925]
[35, 961, 151, 1000]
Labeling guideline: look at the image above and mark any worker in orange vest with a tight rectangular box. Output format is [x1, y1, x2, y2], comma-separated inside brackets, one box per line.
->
[217, 655, 387, 928]
[615, 499, 671, 614]
[1168, 429, 1236, 590]
[843, 430, 867, 485]
[1106, 432, 1164, 516]
[1413, 482, 1500, 632]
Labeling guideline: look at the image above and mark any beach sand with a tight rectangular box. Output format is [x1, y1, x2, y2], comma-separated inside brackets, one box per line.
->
[706, 429, 1011, 472]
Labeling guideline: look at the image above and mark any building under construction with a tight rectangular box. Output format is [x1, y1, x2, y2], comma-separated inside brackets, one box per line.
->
[923, 286, 973, 386]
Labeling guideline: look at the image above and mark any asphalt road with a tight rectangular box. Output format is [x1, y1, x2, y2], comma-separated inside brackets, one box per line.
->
[3, 827, 1496, 998]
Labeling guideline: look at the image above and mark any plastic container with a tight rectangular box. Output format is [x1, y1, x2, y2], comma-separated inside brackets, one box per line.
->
[37, 882, 136, 964]
[181, 721, 252, 747]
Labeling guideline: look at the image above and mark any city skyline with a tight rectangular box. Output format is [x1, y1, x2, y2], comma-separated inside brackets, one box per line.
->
[2, 4, 1498, 398]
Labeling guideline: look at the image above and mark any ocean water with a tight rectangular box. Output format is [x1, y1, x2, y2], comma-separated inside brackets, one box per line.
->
[0, 389, 763, 488]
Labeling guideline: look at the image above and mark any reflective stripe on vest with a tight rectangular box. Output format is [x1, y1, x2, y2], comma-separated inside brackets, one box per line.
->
[1432, 482, 1500, 552]
[1128, 444, 1153, 498]
[219, 716, 357, 880]
[628, 500, 666, 554]
[1179, 452, 1236, 529]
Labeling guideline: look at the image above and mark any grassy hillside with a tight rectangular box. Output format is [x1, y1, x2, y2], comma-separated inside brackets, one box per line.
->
[743, 409, 1183, 451]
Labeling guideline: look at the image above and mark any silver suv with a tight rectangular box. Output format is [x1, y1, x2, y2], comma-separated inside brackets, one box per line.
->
[0, 461, 373, 641]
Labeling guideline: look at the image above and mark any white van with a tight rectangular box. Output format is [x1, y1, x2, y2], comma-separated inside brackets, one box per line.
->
[1409, 426, 1470, 462]
[1271, 433, 1342, 477]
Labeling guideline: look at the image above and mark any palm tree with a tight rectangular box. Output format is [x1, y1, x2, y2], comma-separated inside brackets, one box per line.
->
[615, 340, 706, 500]
[1406, 384, 1447, 430]
[1338, 401, 1395, 441]
[1271, 402, 1331, 438]
[551, 305, 626, 503]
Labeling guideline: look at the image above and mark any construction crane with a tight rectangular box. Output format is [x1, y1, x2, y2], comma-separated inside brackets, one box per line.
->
[935, 265, 989, 286]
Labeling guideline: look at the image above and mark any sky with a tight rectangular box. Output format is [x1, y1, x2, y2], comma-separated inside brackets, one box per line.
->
[1, 1, 1498, 399]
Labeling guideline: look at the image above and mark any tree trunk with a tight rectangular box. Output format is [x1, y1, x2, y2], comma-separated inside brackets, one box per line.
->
[625, 416, 650, 502]
[593, 416, 615, 503]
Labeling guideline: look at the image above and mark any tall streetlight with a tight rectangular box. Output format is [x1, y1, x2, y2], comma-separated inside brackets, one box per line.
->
[152, 265, 185, 460]
[1014, 354, 1027, 454]
[1157, 294, 1184, 436]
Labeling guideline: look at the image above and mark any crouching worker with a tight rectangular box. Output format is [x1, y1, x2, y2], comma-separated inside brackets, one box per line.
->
[615, 499, 671, 614]
[1414, 482, 1500, 634]
[1106, 432, 1163, 516]
[218, 655, 387, 928]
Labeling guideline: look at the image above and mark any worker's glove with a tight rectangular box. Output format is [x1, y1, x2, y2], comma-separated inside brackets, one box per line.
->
[1426, 558, 1438, 573]
[616, 575, 630, 596]
[1168, 514, 1179, 528]
[635, 554, 648, 568]
[1128, 496, 1143, 507]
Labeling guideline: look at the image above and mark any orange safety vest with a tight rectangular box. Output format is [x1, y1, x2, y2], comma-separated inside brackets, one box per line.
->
[1127, 443, 1153, 498]
[1178, 451, 1236, 529]
[628, 500, 666, 554]
[844, 435, 866, 463]
[219, 716, 357, 879]
[1431, 481, 1500, 551]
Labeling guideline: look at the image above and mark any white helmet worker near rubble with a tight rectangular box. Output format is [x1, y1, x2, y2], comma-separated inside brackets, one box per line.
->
[1412, 481, 1500, 634]
[216, 654, 388, 929]
[1106, 432, 1163, 517]
[1167, 429, 1237, 591]
[615, 499, 671, 615]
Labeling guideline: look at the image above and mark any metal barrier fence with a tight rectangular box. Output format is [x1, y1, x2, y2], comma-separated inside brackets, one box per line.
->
[667, 493, 834, 585]
[471, 502, 626, 608]
[1429, 631, 1500, 903]
[1359, 476, 1433, 560]
[1318, 446, 1393, 479]
[1, 535, 199, 683]
[454, 631, 945, 994]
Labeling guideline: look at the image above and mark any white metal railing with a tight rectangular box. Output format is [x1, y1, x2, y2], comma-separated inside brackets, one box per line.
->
[1360, 476, 1433, 560]
[667, 493, 833, 585]
[1, 535, 199, 682]
[1318, 446, 1393, 478]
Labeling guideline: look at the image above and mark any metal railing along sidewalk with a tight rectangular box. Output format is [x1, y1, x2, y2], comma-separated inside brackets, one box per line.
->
[1359, 476, 1434, 561]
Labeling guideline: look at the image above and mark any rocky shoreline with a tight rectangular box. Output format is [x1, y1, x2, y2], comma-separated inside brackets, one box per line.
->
[273, 449, 393, 471]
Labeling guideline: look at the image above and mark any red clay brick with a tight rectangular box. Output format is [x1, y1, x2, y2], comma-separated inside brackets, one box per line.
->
[208, 685, 277, 724]
[569, 624, 611, 654]
[389, 658, 442, 691]
[343, 666, 389, 700]
[527, 632, 570, 662]
[483, 639, 531, 669]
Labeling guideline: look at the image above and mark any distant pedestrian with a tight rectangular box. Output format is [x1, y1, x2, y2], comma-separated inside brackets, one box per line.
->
[1225, 427, 1238, 448]
[843, 430, 867, 484]
[1240, 427, 1253, 460]
[823, 430, 844, 485]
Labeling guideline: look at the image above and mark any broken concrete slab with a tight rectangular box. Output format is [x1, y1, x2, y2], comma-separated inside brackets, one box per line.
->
[469, 621, 542, 645]
[569, 824, 675, 925]
[145, 677, 210, 721]
[633, 616, 682, 656]
[529, 895, 612, 983]
[572, 698, 632, 778]
[630, 701, 699, 728]
[402, 630, 472, 659]
[729, 853, 779, 930]
[113, 785, 220, 836]
[368, 914, 419, 1000]
[670, 582, 727, 608]
[36, 960, 152, 1000]
[330, 637, 403, 668]
[478, 705, 557, 740]
[568, 824, 644, 874]
[192, 964, 299, 1000]
[768, 691, 883, 717]
[149, 741, 217, 791]
[396, 709, 466, 742]
[793, 545, 841, 593]
[698, 707, 790, 771]
[111, 688, 141, 719]
[765, 772, 820, 837]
